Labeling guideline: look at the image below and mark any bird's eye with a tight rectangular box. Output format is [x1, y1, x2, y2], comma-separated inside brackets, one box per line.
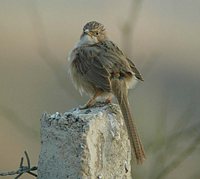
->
[95, 32, 99, 36]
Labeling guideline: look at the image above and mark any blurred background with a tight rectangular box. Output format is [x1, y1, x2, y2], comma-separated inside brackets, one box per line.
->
[0, 0, 200, 178]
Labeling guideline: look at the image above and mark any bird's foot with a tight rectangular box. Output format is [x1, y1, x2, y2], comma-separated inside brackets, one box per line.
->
[105, 99, 112, 104]
[104, 96, 112, 104]
[79, 104, 92, 110]
[79, 100, 96, 110]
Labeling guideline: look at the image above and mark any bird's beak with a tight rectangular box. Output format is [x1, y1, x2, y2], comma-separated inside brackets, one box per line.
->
[84, 29, 92, 38]
[84, 29, 89, 33]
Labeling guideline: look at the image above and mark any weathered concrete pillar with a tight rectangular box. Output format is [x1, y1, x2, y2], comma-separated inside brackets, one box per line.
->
[38, 103, 131, 179]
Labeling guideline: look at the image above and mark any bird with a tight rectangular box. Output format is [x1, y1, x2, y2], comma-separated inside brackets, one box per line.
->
[68, 21, 146, 164]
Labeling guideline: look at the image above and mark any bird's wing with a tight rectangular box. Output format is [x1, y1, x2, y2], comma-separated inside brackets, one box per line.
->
[96, 40, 143, 81]
[72, 40, 142, 92]
[126, 58, 143, 81]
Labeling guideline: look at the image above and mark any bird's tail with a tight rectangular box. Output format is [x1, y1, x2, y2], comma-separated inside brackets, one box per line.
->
[112, 79, 146, 164]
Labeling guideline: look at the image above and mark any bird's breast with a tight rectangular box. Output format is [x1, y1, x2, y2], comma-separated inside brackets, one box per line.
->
[68, 48, 96, 96]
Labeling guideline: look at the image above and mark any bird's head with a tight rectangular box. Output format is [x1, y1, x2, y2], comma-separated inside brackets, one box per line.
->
[79, 21, 107, 46]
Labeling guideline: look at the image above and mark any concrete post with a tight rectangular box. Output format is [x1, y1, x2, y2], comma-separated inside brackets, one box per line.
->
[38, 103, 132, 179]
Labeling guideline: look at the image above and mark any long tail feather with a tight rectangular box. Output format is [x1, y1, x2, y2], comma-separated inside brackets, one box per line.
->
[112, 79, 146, 164]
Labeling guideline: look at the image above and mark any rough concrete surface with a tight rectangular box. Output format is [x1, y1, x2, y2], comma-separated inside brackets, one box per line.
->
[38, 103, 132, 179]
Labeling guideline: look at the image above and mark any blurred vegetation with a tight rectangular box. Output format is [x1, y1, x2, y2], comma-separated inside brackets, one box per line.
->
[0, 0, 200, 178]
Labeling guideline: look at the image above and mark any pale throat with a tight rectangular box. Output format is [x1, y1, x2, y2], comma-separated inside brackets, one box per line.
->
[76, 34, 98, 47]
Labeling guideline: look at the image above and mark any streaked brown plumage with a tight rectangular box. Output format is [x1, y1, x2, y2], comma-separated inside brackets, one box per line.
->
[68, 21, 145, 164]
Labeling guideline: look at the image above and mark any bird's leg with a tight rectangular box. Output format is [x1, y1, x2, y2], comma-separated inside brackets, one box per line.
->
[105, 95, 112, 104]
[79, 90, 102, 109]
